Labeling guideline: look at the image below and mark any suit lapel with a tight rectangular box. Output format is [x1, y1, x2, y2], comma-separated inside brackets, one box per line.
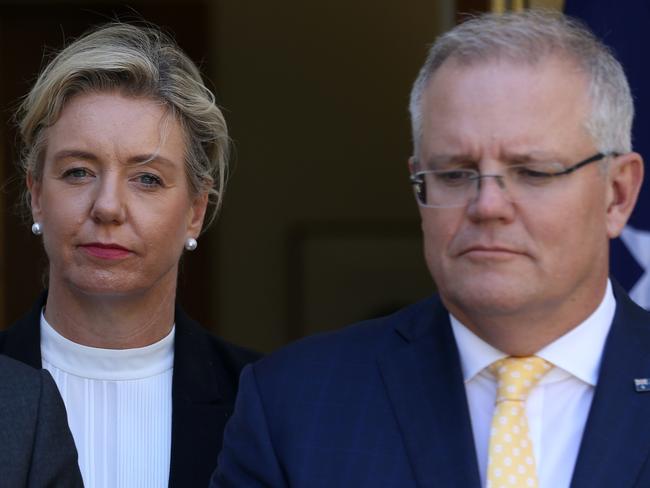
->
[167, 307, 233, 488]
[379, 299, 481, 488]
[571, 284, 650, 488]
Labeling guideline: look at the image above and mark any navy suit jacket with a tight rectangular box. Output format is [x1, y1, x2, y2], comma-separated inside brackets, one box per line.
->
[213, 282, 650, 487]
[0, 293, 261, 488]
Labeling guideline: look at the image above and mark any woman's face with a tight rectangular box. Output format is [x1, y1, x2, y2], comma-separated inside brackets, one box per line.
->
[29, 91, 207, 298]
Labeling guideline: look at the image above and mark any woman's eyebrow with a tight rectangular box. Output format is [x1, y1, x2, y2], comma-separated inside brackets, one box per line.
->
[129, 154, 177, 168]
[52, 149, 98, 162]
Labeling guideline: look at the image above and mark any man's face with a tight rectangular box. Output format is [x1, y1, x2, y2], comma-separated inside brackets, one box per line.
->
[416, 57, 617, 331]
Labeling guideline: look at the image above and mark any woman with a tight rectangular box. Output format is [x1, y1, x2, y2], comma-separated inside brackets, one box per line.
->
[0, 23, 260, 487]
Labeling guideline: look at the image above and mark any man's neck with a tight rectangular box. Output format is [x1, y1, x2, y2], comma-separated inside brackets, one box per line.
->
[443, 281, 609, 356]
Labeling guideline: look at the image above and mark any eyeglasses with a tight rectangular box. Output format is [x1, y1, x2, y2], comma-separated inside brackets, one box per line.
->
[409, 152, 618, 208]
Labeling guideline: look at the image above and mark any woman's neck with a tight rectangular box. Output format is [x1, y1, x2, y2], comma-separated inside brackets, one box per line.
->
[44, 281, 177, 349]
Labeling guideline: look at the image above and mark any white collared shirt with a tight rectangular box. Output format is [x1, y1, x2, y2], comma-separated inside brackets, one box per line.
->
[450, 280, 616, 488]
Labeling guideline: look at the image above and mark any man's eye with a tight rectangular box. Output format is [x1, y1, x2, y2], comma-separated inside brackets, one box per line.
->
[511, 165, 556, 184]
[435, 170, 473, 185]
[517, 167, 551, 177]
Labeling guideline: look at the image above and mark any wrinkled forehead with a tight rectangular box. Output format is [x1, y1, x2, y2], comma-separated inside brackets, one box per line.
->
[428, 50, 591, 102]
[418, 56, 594, 161]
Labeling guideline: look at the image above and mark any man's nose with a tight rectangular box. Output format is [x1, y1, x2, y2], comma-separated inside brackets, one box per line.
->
[466, 175, 516, 222]
[90, 175, 127, 224]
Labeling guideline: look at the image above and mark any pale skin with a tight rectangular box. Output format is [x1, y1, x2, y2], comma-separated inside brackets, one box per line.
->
[413, 56, 643, 356]
[28, 91, 208, 349]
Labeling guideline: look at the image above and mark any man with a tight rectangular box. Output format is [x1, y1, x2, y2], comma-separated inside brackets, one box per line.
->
[213, 11, 648, 488]
[0, 354, 82, 486]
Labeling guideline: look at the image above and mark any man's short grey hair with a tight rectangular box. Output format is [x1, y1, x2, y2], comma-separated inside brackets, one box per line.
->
[409, 10, 633, 159]
[17, 22, 229, 229]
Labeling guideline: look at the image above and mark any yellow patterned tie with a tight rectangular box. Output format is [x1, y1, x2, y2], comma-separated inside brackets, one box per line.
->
[487, 357, 551, 488]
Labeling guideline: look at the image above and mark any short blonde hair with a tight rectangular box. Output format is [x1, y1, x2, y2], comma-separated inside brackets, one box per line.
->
[17, 22, 229, 229]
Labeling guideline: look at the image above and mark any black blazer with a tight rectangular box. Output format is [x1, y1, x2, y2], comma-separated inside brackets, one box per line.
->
[0, 354, 83, 487]
[0, 293, 261, 488]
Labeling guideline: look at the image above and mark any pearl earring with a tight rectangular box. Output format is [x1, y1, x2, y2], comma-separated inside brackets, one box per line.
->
[185, 237, 198, 251]
[31, 222, 43, 236]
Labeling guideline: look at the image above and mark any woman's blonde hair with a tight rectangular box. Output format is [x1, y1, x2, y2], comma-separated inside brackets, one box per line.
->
[17, 22, 229, 229]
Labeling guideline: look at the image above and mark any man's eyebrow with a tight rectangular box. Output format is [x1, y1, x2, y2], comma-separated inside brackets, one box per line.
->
[501, 151, 564, 164]
[417, 154, 476, 169]
[418, 151, 566, 169]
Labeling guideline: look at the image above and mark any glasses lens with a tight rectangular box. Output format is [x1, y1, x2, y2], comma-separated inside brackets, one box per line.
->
[411, 154, 607, 208]
[412, 170, 476, 207]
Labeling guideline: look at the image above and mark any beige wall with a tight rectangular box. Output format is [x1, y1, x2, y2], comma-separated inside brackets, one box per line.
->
[530, 0, 564, 9]
[211, 1, 454, 351]
[491, 0, 564, 10]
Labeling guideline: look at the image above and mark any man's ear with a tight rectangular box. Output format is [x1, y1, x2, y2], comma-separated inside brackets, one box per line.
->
[606, 152, 644, 238]
[27, 171, 43, 223]
[187, 191, 209, 238]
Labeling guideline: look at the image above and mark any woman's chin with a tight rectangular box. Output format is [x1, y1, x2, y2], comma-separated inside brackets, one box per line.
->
[63, 275, 148, 298]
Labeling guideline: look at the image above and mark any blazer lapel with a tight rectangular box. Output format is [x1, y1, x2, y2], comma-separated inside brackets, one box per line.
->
[571, 284, 650, 488]
[167, 307, 234, 488]
[379, 299, 481, 488]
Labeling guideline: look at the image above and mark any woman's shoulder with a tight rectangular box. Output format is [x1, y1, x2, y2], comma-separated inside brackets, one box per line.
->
[173, 305, 262, 378]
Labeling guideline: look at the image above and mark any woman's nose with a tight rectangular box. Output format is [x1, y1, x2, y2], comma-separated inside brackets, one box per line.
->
[89, 175, 127, 224]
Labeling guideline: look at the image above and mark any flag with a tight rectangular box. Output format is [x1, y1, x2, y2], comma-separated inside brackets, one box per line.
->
[565, 0, 650, 307]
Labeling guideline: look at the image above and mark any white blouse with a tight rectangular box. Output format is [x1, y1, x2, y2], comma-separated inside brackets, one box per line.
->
[40, 312, 174, 488]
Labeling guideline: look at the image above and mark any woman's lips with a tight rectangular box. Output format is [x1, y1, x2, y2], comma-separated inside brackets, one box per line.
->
[79, 243, 132, 259]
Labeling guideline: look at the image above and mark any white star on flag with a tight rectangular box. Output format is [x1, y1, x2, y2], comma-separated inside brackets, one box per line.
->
[620, 225, 650, 308]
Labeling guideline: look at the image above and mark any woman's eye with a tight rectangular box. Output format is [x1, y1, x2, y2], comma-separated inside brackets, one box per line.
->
[62, 168, 91, 180]
[136, 173, 163, 187]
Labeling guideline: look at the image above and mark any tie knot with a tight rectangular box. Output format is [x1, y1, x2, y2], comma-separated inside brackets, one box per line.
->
[489, 356, 551, 403]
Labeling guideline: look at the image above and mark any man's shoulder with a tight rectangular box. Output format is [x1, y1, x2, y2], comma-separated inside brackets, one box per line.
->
[252, 294, 442, 381]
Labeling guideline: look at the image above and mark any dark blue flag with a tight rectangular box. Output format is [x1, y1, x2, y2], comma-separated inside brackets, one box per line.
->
[565, 0, 650, 307]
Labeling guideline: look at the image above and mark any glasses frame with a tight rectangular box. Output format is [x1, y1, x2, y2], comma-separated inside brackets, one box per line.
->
[409, 151, 619, 208]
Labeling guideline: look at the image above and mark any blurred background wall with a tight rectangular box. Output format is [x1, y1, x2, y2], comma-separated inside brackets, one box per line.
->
[0, 0, 562, 352]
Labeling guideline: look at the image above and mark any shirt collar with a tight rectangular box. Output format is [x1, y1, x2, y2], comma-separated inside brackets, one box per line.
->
[450, 279, 616, 386]
[40, 309, 175, 380]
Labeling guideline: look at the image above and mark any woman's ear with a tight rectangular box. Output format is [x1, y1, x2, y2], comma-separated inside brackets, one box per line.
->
[187, 191, 209, 237]
[27, 171, 43, 223]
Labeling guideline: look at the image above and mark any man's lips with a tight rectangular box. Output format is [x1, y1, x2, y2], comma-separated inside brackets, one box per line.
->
[79, 243, 132, 259]
[458, 245, 526, 259]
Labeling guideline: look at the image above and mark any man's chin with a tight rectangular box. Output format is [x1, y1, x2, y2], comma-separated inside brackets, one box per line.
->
[440, 279, 537, 316]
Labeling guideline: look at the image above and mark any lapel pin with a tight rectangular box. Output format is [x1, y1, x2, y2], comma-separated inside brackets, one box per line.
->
[634, 378, 650, 392]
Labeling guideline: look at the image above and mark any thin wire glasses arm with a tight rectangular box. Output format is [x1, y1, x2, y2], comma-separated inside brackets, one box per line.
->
[409, 151, 620, 208]
[548, 151, 618, 176]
